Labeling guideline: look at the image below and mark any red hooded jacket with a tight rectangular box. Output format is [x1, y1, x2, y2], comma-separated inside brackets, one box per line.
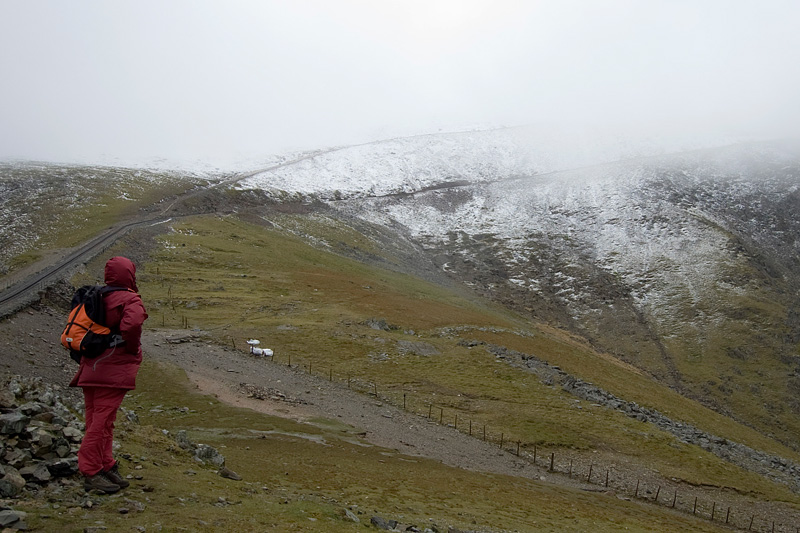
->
[70, 257, 148, 390]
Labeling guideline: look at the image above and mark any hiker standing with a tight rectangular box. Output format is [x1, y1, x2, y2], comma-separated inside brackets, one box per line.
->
[70, 256, 148, 493]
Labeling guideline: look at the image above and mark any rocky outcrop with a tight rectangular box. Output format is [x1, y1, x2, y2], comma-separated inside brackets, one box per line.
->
[488, 344, 800, 493]
[0, 376, 84, 500]
[0, 376, 85, 529]
[173, 429, 241, 480]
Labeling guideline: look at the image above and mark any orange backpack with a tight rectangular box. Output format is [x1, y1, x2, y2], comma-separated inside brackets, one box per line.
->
[61, 285, 127, 363]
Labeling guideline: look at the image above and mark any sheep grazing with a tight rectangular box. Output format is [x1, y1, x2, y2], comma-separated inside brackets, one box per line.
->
[250, 346, 273, 357]
[246, 340, 273, 357]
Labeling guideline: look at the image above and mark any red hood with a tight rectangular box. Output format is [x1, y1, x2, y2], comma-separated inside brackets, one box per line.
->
[104, 256, 138, 292]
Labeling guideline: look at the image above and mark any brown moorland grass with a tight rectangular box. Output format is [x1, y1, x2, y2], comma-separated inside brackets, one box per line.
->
[45, 360, 729, 533]
[111, 214, 800, 506]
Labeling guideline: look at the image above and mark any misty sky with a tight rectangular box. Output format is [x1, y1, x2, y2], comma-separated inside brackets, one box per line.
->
[1, 1, 799, 168]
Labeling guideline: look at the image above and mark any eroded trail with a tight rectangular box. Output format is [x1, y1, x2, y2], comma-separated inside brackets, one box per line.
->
[143, 329, 556, 484]
[1, 309, 798, 527]
[140, 330, 800, 529]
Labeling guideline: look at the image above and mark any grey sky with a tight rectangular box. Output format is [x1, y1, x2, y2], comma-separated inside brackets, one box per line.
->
[1, 1, 799, 168]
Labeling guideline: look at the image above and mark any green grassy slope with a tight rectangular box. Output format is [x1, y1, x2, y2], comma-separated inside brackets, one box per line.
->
[30, 360, 734, 532]
[130, 213, 800, 507]
[0, 163, 203, 276]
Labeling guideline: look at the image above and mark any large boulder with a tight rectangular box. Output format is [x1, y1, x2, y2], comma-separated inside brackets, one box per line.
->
[0, 413, 29, 435]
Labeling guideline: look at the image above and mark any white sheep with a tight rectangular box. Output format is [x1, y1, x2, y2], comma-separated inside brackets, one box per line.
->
[247, 338, 272, 357]
[250, 346, 273, 357]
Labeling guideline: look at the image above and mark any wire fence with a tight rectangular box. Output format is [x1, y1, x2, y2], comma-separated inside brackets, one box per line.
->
[251, 346, 799, 533]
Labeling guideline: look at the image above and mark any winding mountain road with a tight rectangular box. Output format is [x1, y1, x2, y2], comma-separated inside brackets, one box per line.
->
[0, 148, 339, 317]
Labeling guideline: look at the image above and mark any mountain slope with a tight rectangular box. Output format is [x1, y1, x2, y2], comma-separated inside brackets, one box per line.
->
[3, 132, 800, 529]
[238, 133, 800, 449]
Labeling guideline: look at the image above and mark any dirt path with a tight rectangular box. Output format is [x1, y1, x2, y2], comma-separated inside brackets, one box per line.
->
[144, 329, 576, 486]
[141, 329, 800, 530]
[2, 309, 798, 528]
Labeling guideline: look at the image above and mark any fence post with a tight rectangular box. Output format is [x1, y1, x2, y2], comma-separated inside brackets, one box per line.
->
[654, 486, 660, 503]
[711, 501, 715, 521]
[403, 393, 406, 410]
[549, 452, 554, 472]
[693, 497, 697, 515]
[748, 514, 754, 531]
[634, 479, 639, 498]
[516, 441, 520, 456]
[587, 463, 593, 483]
[428, 404, 432, 418]
[439, 408, 443, 424]
[483, 425, 486, 441]
[454, 413, 458, 429]
[469, 420, 472, 436]
[604, 469, 609, 488]
[672, 491, 677, 508]
[500, 433, 504, 449]
[725, 507, 730, 524]
[568, 460, 572, 477]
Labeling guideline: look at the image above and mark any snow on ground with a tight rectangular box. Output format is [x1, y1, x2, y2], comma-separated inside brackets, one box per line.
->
[311, 138, 800, 340]
[236, 126, 729, 199]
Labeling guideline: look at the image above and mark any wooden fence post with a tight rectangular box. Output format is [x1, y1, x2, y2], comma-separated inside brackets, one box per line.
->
[500, 433, 504, 449]
[403, 393, 406, 410]
[454, 413, 458, 429]
[469, 420, 472, 436]
[748, 514, 754, 531]
[634, 479, 639, 498]
[725, 507, 730, 524]
[604, 469, 609, 488]
[693, 497, 698, 515]
[549, 452, 554, 472]
[654, 486, 660, 503]
[587, 463, 594, 483]
[516, 441, 520, 456]
[711, 501, 715, 521]
[672, 491, 677, 508]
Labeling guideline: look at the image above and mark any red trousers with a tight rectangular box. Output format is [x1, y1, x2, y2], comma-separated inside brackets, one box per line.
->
[78, 386, 128, 476]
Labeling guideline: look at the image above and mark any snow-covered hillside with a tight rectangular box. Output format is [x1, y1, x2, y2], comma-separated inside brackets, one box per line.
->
[238, 126, 730, 199]
[239, 130, 799, 351]
[236, 131, 800, 446]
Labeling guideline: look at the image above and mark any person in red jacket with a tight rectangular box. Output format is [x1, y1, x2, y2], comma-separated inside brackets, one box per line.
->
[70, 256, 148, 493]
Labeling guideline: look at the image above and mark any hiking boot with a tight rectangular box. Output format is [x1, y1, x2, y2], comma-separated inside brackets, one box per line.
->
[84, 473, 120, 494]
[104, 463, 130, 489]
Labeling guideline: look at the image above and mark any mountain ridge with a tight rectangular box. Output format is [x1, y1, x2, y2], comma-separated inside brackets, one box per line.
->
[237, 135, 800, 450]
